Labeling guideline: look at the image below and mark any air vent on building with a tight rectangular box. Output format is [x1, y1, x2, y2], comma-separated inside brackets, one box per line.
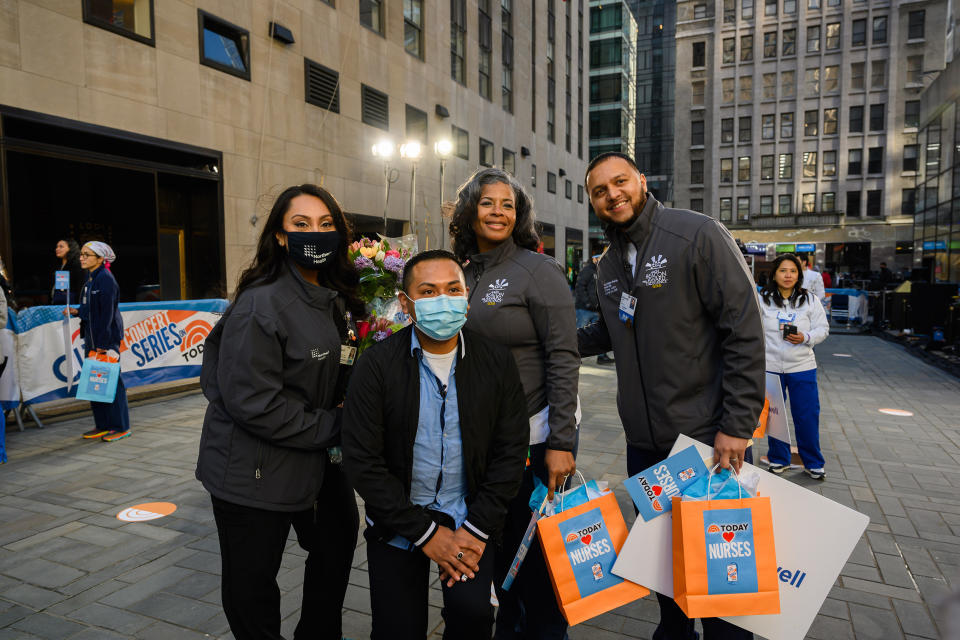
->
[304, 60, 340, 113]
[362, 85, 389, 131]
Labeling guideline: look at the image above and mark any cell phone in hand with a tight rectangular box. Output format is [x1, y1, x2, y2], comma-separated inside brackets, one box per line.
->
[782, 323, 798, 339]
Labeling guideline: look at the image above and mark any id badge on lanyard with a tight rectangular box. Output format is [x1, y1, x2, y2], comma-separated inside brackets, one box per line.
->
[339, 311, 358, 365]
[619, 291, 638, 328]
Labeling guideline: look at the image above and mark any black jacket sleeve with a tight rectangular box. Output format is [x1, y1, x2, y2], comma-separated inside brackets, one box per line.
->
[464, 349, 530, 539]
[693, 220, 766, 440]
[577, 309, 612, 357]
[89, 273, 119, 350]
[341, 349, 436, 546]
[216, 310, 340, 450]
[528, 260, 581, 451]
[573, 263, 595, 310]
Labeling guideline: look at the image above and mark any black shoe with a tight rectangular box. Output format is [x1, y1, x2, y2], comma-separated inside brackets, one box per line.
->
[767, 463, 787, 474]
[597, 355, 615, 364]
[804, 468, 826, 481]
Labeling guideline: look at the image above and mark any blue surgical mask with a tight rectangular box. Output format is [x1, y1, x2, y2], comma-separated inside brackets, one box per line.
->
[409, 294, 468, 341]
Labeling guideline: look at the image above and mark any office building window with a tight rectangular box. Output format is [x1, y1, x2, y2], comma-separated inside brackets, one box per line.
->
[761, 154, 775, 179]
[591, 75, 621, 102]
[802, 193, 815, 212]
[850, 105, 864, 132]
[722, 118, 734, 143]
[502, 148, 516, 174]
[826, 23, 840, 49]
[906, 55, 923, 85]
[806, 25, 820, 53]
[742, 0, 754, 19]
[765, 0, 777, 15]
[720, 198, 733, 221]
[691, 198, 704, 212]
[304, 59, 340, 112]
[693, 41, 706, 67]
[724, 0, 736, 22]
[781, 112, 794, 138]
[908, 10, 925, 39]
[846, 191, 861, 216]
[739, 156, 751, 181]
[691, 119, 705, 145]
[781, 70, 795, 97]
[360, 0, 384, 33]
[824, 65, 838, 92]
[578, 185, 584, 203]
[590, 40, 622, 67]
[804, 110, 818, 136]
[590, 3, 622, 31]
[762, 114, 775, 139]
[784, 0, 796, 13]
[904, 100, 920, 128]
[739, 76, 752, 102]
[723, 38, 736, 64]
[851, 62, 865, 89]
[199, 11, 250, 80]
[802, 151, 817, 177]
[451, 0, 466, 83]
[694, 4, 708, 18]
[83, 0, 154, 43]
[737, 197, 751, 221]
[721, 158, 733, 182]
[741, 35, 753, 62]
[866, 190, 882, 216]
[870, 60, 886, 88]
[851, 19, 866, 46]
[782, 28, 796, 56]
[779, 194, 793, 214]
[547, 171, 557, 193]
[872, 16, 887, 44]
[546, 0, 555, 141]
[763, 73, 777, 99]
[405, 104, 428, 142]
[823, 107, 837, 134]
[763, 32, 777, 58]
[739, 116, 752, 142]
[453, 125, 469, 159]
[822, 192, 835, 212]
[808, 0, 819, 10]
[867, 147, 883, 173]
[565, 180, 572, 199]
[479, 138, 494, 166]
[760, 195, 774, 214]
[502, 0, 514, 113]
[479, 0, 492, 99]
[805, 68, 819, 95]
[691, 159, 704, 183]
[869, 104, 884, 131]
[722, 78, 735, 103]
[901, 188, 915, 214]
[823, 150, 836, 176]
[692, 81, 705, 106]
[848, 148, 862, 174]
[404, 0, 424, 58]
[361, 84, 389, 130]
[903, 144, 918, 171]
[530, 163, 537, 186]
[779, 153, 793, 178]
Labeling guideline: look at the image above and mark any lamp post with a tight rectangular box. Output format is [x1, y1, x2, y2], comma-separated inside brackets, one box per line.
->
[434, 139, 453, 249]
[371, 139, 398, 235]
[400, 141, 422, 241]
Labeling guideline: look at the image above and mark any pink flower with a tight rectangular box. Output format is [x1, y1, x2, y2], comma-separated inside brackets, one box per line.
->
[385, 249, 401, 258]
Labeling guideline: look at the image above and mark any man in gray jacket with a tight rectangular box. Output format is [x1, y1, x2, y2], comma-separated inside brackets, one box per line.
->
[579, 152, 764, 640]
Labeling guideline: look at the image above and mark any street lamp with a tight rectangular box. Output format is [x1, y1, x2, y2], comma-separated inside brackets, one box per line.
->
[434, 139, 453, 249]
[400, 141, 422, 239]
[371, 139, 398, 234]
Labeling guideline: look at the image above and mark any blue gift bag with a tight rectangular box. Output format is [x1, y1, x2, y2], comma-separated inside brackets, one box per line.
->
[75, 353, 120, 403]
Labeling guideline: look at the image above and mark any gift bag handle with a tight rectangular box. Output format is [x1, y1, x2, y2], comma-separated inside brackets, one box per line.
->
[707, 463, 744, 504]
[87, 350, 119, 364]
[559, 469, 589, 513]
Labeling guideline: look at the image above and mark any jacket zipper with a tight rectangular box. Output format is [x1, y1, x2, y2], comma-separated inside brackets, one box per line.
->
[468, 263, 484, 303]
[255, 442, 263, 481]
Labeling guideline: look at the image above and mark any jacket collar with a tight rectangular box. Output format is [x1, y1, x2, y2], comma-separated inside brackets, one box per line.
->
[284, 260, 337, 309]
[410, 327, 467, 359]
[468, 236, 517, 268]
[604, 193, 661, 251]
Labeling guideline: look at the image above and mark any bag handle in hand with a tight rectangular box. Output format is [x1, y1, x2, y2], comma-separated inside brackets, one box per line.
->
[559, 469, 589, 513]
[707, 463, 744, 504]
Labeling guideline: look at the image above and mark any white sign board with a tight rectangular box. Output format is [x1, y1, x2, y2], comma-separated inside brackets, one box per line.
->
[765, 372, 791, 445]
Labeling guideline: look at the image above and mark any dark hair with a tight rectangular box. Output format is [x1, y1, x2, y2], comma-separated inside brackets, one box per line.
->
[235, 184, 364, 315]
[448, 167, 540, 262]
[584, 152, 641, 189]
[58, 238, 81, 263]
[761, 253, 809, 308]
[402, 249, 464, 293]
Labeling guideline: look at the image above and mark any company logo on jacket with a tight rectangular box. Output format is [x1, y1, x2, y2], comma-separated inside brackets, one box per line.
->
[641, 255, 668, 288]
[482, 278, 509, 305]
[311, 348, 329, 360]
[706, 522, 753, 559]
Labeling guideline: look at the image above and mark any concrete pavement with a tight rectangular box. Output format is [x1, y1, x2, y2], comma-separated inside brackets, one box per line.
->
[0, 334, 958, 639]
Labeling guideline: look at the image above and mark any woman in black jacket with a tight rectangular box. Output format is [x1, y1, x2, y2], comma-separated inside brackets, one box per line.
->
[52, 238, 85, 305]
[196, 184, 363, 640]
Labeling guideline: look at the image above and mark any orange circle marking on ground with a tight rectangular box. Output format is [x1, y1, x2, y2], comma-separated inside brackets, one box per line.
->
[117, 502, 177, 522]
[878, 408, 914, 417]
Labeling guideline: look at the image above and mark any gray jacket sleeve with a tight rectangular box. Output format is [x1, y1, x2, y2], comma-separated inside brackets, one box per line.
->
[528, 260, 580, 451]
[693, 220, 766, 440]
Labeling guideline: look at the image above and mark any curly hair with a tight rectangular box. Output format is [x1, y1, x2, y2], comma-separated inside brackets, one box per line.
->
[761, 253, 810, 308]
[448, 167, 540, 262]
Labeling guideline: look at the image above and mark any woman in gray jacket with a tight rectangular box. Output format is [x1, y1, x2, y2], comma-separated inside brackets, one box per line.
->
[450, 168, 580, 639]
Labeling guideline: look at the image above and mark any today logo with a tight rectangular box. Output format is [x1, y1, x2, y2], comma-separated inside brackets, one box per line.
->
[638, 477, 664, 512]
[565, 521, 602, 545]
[707, 522, 753, 559]
[564, 521, 613, 567]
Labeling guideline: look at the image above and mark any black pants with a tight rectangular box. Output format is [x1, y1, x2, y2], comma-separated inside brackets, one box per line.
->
[493, 442, 570, 640]
[366, 528, 495, 640]
[211, 463, 358, 640]
[627, 445, 753, 640]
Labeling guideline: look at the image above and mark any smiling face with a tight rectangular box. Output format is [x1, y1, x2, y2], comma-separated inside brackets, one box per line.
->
[774, 259, 800, 291]
[586, 157, 648, 226]
[472, 181, 516, 252]
[274, 194, 337, 247]
[55, 240, 69, 259]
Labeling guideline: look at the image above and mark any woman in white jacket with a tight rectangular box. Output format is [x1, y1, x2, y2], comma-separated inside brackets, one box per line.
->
[759, 253, 830, 480]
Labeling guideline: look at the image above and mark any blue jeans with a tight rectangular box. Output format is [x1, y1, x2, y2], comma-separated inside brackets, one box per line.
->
[766, 369, 824, 470]
[575, 308, 599, 329]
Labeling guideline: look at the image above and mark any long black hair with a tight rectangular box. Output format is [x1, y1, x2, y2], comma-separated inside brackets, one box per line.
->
[235, 184, 364, 315]
[58, 238, 81, 264]
[761, 253, 810, 308]
[448, 167, 540, 262]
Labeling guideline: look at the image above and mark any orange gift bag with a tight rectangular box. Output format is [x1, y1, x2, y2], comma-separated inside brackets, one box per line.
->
[671, 471, 780, 618]
[537, 477, 650, 625]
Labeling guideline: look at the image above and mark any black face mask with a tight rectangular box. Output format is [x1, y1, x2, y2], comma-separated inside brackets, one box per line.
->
[285, 231, 341, 268]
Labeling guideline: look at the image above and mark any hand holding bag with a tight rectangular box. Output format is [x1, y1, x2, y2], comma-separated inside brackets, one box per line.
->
[75, 351, 121, 403]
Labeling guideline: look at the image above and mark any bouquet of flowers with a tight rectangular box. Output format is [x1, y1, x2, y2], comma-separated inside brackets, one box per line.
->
[348, 235, 416, 352]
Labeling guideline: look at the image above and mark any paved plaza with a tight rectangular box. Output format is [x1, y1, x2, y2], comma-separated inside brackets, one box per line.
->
[0, 334, 959, 639]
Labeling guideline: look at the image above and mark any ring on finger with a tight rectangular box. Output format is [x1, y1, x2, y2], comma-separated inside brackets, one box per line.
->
[460, 574, 468, 582]
[456, 551, 464, 560]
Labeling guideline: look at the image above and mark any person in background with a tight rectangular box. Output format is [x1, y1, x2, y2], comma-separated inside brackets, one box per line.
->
[52, 239, 85, 305]
[67, 242, 130, 442]
[758, 253, 829, 480]
[803, 257, 826, 304]
[449, 167, 579, 640]
[196, 184, 362, 640]
[878, 262, 894, 288]
[821, 270, 832, 289]
[574, 254, 613, 365]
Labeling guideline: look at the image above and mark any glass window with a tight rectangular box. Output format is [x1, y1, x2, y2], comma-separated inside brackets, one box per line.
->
[869, 103, 884, 131]
[867, 147, 883, 173]
[822, 192, 835, 212]
[908, 10, 925, 39]
[904, 100, 920, 128]
[764, 32, 777, 58]
[807, 25, 820, 53]
[781, 70, 795, 97]
[502, 148, 516, 174]
[453, 125, 469, 159]
[590, 75, 622, 102]
[694, 4, 708, 19]
[823, 107, 837, 135]
[589, 110, 620, 137]
[479, 1, 492, 98]
[779, 153, 793, 178]
[739, 116, 752, 142]
[782, 29, 796, 56]
[479, 138, 494, 166]
[803, 152, 817, 177]
[199, 11, 250, 80]
[722, 78, 735, 103]
[762, 114, 775, 139]
[404, 0, 424, 58]
[765, 0, 777, 16]
[846, 191, 861, 216]
[848, 148, 862, 174]
[691, 198, 704, 212]
[763, 73, 777, 99]
[693, 41, 706, 67]
[808, 0, 820, 9]
[741, 35, 753, 62]
[590, 4, 622, 31]
[739, 156, 751, 181]
[737, 197, 751, 221]
[565, 180, 572, 199]
[872, 16, 887, 44]
[826, 23, 840, 50]
[739, 76, 752, 102]
[742, 0, 754, 19]
[907, 55, 923, 85]
[802, 193, 815, 212]
[724, 0, 736, 23]
[723, 38, 736, 64]
[721, 158, 733, 182]
[805, 68, 819, 95]
[784, 0, 796, 13]
[824, 65, 838, 92]
[405, 104, 428, 142]
[781, 112, 794, 138]
[590, 40, 622, 68]
[693, 81, 706, 106]
[871, 60, 886, 88]
[866, 190, 882, 216]
[761, 154, 775, 179]
[804, 109, 818, 136]
[722, 118, 735, 143]
[851, 19, 866, 46]
[691, 159, 704, 183]
[547, 171, 557, 193]
[823, 150, 836, 176]
[83, 0, 154, 43]
[901, 188, 915, 215]
[451, 0, 466, 83]
[779, 194, 793, 214]
[691, 119, 705, 145]
[360, 0, 384, 33]
[578, 185, 584, 203]
[903, 144, 919, 171]
[851, 61, 865, 89]
[720, 198, 733, 221]
[849, 105, 864, 132]
[530, 163, 537, 186]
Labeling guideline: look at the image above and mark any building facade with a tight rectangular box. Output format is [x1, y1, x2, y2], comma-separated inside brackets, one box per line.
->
[0, 0, 589, 301]
[673, 0, 949, 279]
